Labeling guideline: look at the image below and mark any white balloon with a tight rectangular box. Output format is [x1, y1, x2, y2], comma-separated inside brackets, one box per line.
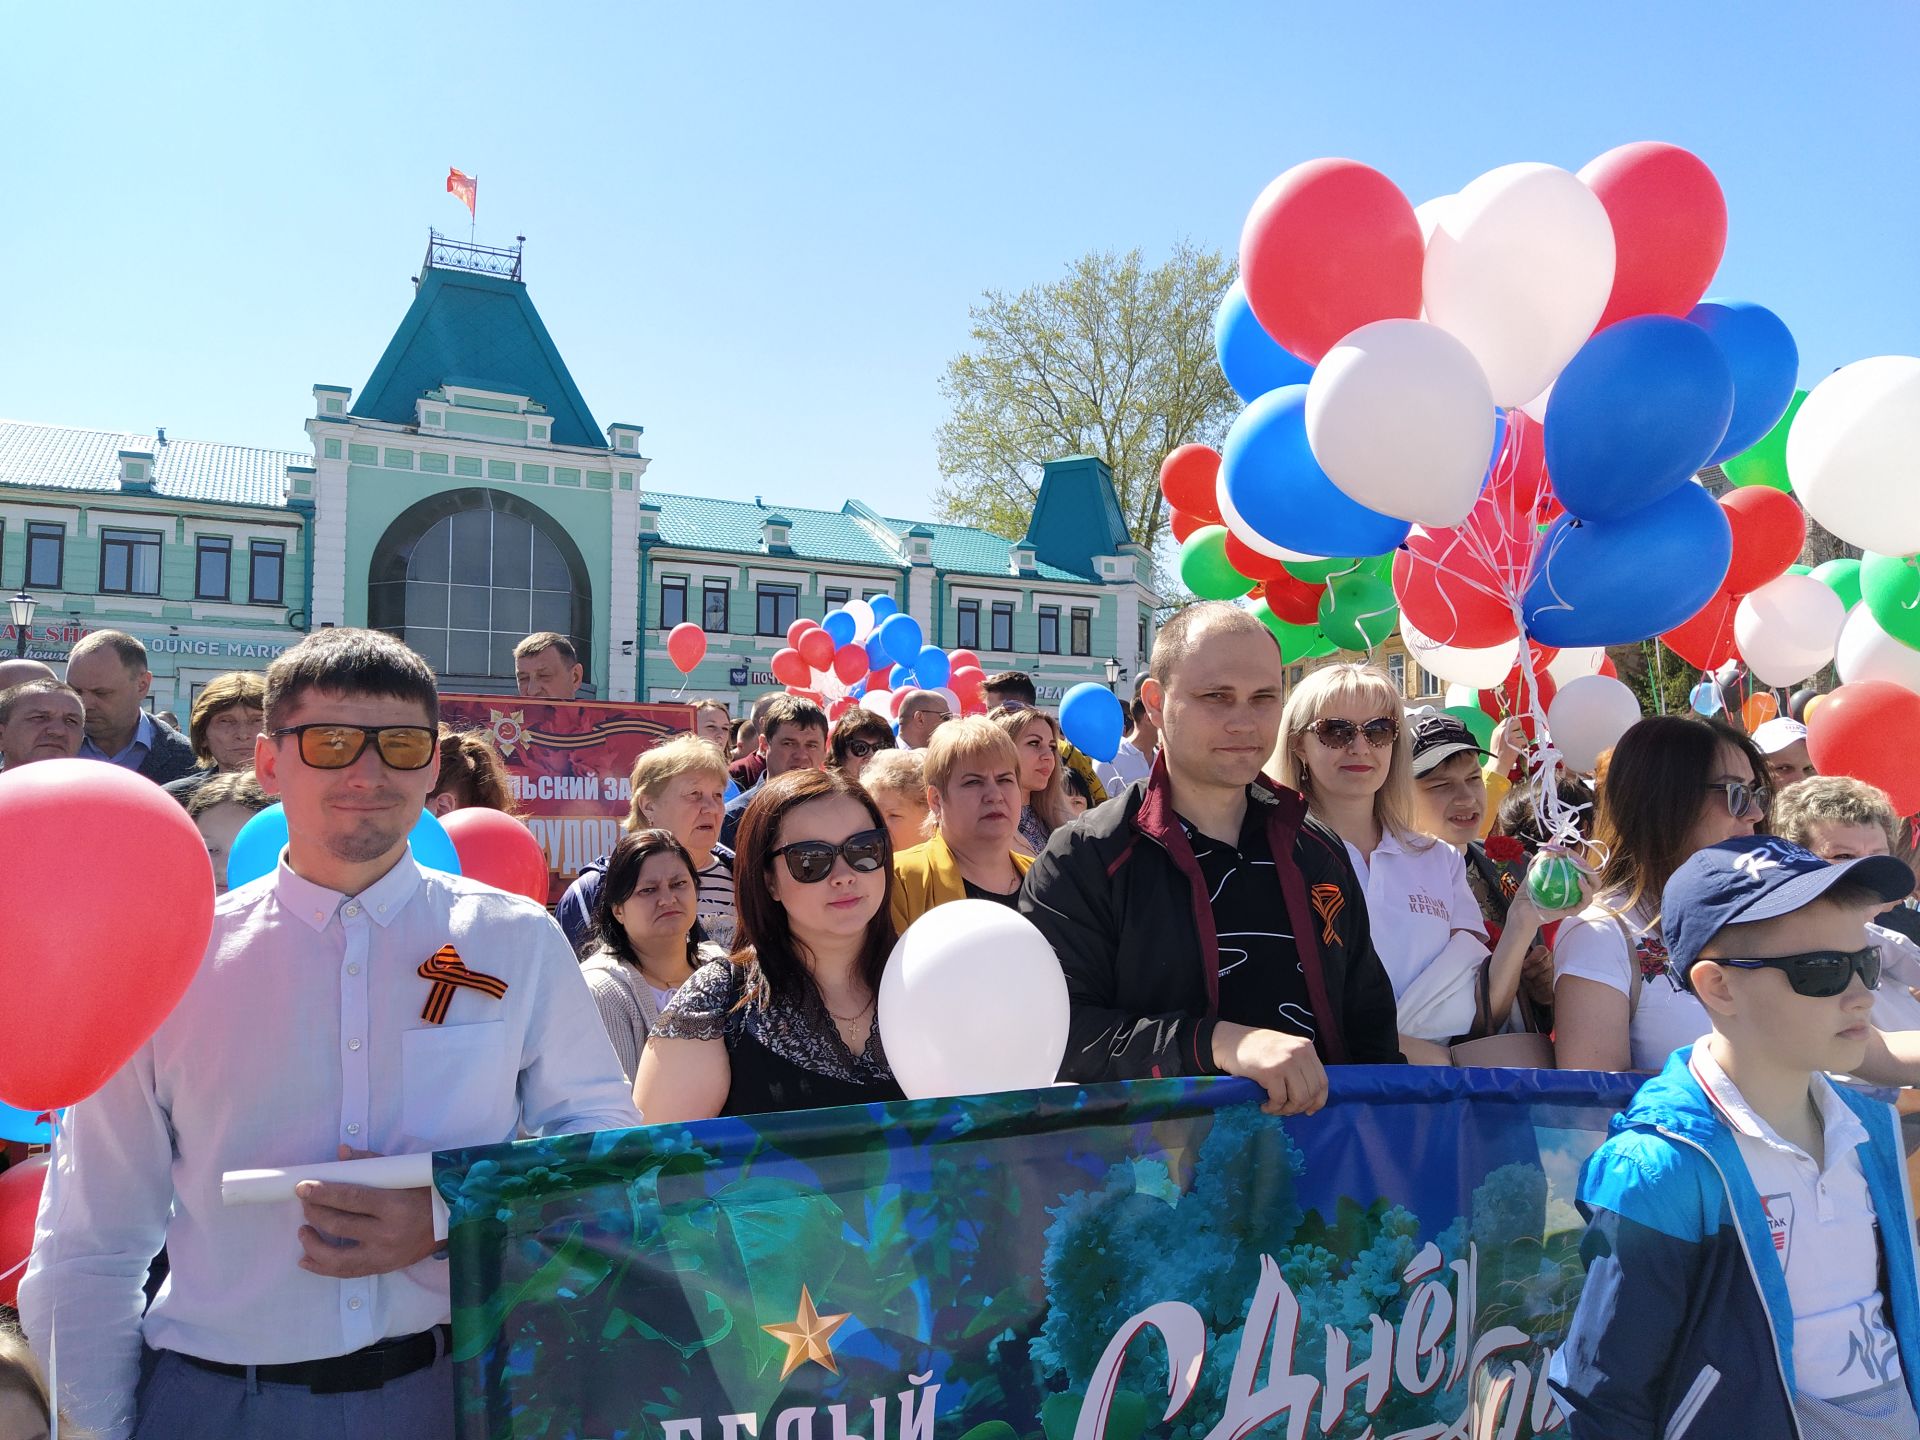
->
[1518, 382, 1554, 422]
[1305, 319, 1497, 527]
[1400, 618, 1521, 688]
[859, 688, 895, 718]
[1788, 356, 1920, 554]
[1546, 674, 1642, 772]
[1215, 465, 1327, 562]
[1414, 195, 1455, 248]
[843, 599, 876, 645]
[1443, 683, 1478, 709]
[1423, 163, 1616, 406]
[934, 686, 962, 717]
[1546, 647, 1607, 686]
[1734, 574, 1848, 687]
[878, 900, 1071, 1098]
[1836, 604, 1920, 692]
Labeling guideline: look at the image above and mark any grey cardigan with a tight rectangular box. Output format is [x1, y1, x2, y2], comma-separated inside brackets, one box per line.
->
[582, 941, 728, 1081]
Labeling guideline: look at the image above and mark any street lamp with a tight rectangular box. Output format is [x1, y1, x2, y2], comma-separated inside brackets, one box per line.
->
[1103, 656, 1125, 693]
[9, 590, 35, 659]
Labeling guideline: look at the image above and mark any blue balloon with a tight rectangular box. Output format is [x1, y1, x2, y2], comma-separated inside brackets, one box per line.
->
[226, 802, 462, 890]
[864, 633, 892, 668]
[868, 594, 899, 623]
[1059, 683, 1125, 765]
[1522, 482, 1732, 647]
[0, 1101, 60, 1143]
[1214, 278, 1313, 404]
[1220, 386, 1410, 560]
[1688, 299, 1800, 465]
[821, 609, 857, 647]
[1544, 315, 1734, 521]
[914, 646, 951, 689]
[1690, 680, 1725, 716]
[878, 613, 924, 667]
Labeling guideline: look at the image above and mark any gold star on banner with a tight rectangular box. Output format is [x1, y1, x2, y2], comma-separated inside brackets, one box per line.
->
[761, 1285, 852, 1380]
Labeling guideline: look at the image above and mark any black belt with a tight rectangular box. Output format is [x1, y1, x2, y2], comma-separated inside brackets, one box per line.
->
[174, 1324, 451, 1394]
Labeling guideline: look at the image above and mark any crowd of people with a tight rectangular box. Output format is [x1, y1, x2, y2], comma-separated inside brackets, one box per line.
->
[6, 605, 1920, 1437]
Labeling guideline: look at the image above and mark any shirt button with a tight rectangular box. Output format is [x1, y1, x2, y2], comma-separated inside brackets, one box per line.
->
[348, 1297, 363, 1311]
[344, 904, 360, 917]
[346, 964, 360, 976]
[348, 1038, 362, 1051]
[346, 1123, 360, 1135]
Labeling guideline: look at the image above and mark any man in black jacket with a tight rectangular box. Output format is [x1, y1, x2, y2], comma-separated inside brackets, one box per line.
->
[66, 629, 198, 784]
[1020, 602, 1400, 1113]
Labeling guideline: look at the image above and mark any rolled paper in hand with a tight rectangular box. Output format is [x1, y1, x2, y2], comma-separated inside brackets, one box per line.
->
[221, 1151, 434, 1205]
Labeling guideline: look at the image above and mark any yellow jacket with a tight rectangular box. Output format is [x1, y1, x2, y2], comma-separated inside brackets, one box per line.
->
[891, 833, 1035, 935]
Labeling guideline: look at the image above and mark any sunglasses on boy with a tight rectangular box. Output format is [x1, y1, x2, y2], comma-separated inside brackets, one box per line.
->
[1305, 716, 1399, 750]
[767, 828, 889, 884]
[270, 723, 438, 771]
[1710, 944, 1881, 998]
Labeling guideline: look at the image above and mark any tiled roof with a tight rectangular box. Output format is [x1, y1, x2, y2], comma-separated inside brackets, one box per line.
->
[879, 514, 1085, 583]
[0, 420, 306, 508]
[648, 492, 905, 569]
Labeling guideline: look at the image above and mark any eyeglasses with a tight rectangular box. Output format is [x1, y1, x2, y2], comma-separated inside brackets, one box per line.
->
[846, 738, 895, 760]
[1305, 717, 1399, 750]
[905, 711, 952, 726]
[270, 723, 438, 771]
[1712, 944, 1881, 998]
[767, 827, 889, 884]
[1704, 781, 1772, 818]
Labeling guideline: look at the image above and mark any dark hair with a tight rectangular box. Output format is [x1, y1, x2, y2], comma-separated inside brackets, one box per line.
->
[760, 694, 829, 746]
[593, 827, 702, 968]
[1495, 772, 1597, 849]
[430, 727, 518, 813]
[1596, 715, 1769, 919]
[264, 628, 439, 731]
[513, 631, 578, 665]
[186, 768, 271, 819]
[730, 769, 895, 1006]
[829, 709, 894, 769]
[188, 670, 267, 764]
[1062, 766, 1093, 803]
[0, 678, 80, 724]
[982, 670, 1037, 705]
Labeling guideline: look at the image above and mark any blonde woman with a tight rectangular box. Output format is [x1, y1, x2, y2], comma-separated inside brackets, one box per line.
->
[558, 734, 735, 954]
[990, 703, 1070, 856]
[1276, 663, 1537, 1064]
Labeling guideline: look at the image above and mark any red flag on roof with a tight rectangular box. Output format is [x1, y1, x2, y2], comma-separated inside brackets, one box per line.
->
[446, 167, 477, 217]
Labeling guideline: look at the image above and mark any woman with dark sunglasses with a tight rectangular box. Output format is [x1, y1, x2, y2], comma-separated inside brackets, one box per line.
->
[1276, 664, 1516, 1065]
[828, 708, 896, 783]
[1553, 716, 1772, 1072]
[634, 769, 904, 1121]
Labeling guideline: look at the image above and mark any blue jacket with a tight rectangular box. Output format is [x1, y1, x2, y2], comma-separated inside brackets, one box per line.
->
[1550, 1045, 1920, 1439]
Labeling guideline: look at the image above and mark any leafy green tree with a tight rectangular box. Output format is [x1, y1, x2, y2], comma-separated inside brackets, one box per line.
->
[934, 244, 1238, 555]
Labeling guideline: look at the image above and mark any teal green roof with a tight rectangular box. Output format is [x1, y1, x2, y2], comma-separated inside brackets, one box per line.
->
[877, 513, 1085, 583]
[352, 267, 603, 448]
[1020, 455, 1134, 581]
[648, 492, 904, 568]
[0, 420, 303, 508]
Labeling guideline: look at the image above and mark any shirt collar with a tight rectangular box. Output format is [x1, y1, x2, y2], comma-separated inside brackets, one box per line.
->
[82, 710, 157, 764]
[1688, 1040, 1870, 1168]
[274, 850, 426, 932]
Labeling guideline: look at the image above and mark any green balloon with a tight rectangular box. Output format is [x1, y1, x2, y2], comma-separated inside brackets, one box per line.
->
[1528, 852, 1586, 911]
[1444, 704, 1496, 751]
[1316, 572, 1398, 652]
[1786, 563, 1811, 576]
[1282, 555, 1357, 585]
[1178, 526, 1253, 600]
[1861, 553, 1920, 647]
[1252, 600, 1337, 663]
[1722, 388, 1807, 493]
[1811, 556, 1863, 613]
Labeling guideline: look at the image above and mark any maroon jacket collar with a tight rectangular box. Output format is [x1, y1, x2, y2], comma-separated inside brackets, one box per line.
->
[1129, 752, 1347, 1063]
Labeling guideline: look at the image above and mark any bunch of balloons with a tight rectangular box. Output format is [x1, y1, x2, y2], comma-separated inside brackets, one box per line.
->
[767, 595, 986, 724]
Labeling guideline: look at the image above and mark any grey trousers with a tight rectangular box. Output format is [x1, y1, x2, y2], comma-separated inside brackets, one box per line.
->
[132, 1346, 454, 1440]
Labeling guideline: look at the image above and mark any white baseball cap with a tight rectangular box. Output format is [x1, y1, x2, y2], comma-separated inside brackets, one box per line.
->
[1750, 717, 1809, 755]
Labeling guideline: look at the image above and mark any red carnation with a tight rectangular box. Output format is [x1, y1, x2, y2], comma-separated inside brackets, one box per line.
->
[1484, 835, 1526, 864]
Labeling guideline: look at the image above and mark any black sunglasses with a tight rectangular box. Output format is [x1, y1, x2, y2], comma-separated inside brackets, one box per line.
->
[270, 723, 437, 771]
[846, 737, 895, 760]
[1703, 780, 1771, 818]
[1713, 944, 1881, 998]
[768, 827, 889, 883]
[1305, 716, 1399, 750]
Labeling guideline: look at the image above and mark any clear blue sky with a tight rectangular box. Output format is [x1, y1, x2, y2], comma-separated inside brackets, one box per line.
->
[3, 4, 1914, 519]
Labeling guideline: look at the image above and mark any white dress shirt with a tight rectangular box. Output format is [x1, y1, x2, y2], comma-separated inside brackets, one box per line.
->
[1093, 739, 1152, 795]
[20, 852, 641, 1440]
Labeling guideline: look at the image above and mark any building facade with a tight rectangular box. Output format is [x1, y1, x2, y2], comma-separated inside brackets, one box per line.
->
[2, 235, 1158, 714]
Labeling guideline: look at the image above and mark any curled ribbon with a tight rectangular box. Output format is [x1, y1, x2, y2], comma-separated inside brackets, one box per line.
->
[418, 943, 509, 1025]
[1309, 884, 1345, 946]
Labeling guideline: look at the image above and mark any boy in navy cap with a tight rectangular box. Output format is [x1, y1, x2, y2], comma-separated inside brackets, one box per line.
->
[1552, 834, 1920, 1440]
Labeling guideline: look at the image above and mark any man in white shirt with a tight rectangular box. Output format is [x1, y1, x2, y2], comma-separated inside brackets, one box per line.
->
[1092, 697, 1157, 794]
[20, 628, 641, 1440]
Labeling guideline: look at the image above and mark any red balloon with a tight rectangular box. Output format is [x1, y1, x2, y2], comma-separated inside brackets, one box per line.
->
[828, 697, 855, 721]
[0, 761, 214, 1111]
[1393, 532, 1518, 649]
[797, 627, 836, 671]
[770, 647, 810, 688]
[666, 621, 707, 674]
[865, 667, 893, 692]
[1579, 142, 1728, 333]
[1239, 158, 1424, 363]
[1720, 487, 1807, 595]
[441, 808, 551, 904]
[787, 687, 824, 704]
[1263, 571, 1327, 626]
[832, 645, 868, 684]
[1662, 589, 1740, 670]
[1223, 532, 1297, 582]
[1169, 509, 1205, 544]
[1808, 682, 1920, 815]
[948, 649, 981, 672]
[1481, 650, 1557, 733]
[0, 1155, 48, 1306]
[951, 665, 987, 703]
[1159, 445, 1223, 523]
[786, 619, 818, 648]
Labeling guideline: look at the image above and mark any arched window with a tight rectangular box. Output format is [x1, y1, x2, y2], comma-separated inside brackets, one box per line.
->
[368, 489, 592, 687]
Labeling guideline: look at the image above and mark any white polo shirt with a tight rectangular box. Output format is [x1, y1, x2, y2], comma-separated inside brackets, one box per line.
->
[1552, 896, 1711, 1072]
[1345, 829, 1487, 1039]
[1689, 1041, 1905, 1400]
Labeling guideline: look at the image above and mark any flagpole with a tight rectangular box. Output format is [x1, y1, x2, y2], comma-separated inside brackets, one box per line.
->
[470, 174, 476, 245]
